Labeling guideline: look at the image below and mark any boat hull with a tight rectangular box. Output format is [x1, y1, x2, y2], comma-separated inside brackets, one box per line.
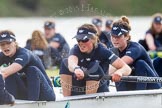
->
[1, 89, 162, 108]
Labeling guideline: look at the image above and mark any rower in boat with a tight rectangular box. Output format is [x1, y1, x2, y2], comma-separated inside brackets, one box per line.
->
[0, 30, 55, 101]
[92, 17, 113, 48]
[110, 16, 161, 91]
[60, 24, 131, 96]
[26, 21, 70, 68]
[0, 74, 15, 105]
[44, 20, 70, 64]
[104, 18, 113, 33]
[25, 30, 62, 69]
[139, 13, 162, 51]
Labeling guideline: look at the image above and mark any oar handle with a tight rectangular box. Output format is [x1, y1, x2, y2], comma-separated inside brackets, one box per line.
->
[87, 75, 162, 83]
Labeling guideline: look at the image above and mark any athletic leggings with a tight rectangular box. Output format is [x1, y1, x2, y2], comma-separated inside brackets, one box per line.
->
[116, 60, 161, 91]
[5, 66, 55, 101]
[0, 74, 15, 105]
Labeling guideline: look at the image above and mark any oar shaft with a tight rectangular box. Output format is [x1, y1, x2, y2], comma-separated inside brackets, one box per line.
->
[89, 75, 162, 83]
[121, 76, 162, 83]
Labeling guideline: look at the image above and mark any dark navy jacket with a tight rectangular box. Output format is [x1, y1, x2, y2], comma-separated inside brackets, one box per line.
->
[99, 31, 113, 49]
[70, 43, 118, 74]
[25, 45, 62, 69]
[49, 33, 70, 57]
[111, 41, 154, 69]
[26, 33, 70, 59]
[146, 29, 162, 49]
[0, 47, 52, 86]
[70, 43, 118, 94]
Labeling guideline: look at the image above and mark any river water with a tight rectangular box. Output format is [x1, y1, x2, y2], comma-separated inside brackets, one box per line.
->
[0, 17, 152, 48]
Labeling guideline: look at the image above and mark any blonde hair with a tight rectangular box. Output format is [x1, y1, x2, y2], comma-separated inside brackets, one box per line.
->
[113, 16, 131, 41]
[78, 24, 99, 48]
[31, 30, 48, 50]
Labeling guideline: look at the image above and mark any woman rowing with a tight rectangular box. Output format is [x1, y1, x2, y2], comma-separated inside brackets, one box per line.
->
[60, 24, 131, 96]
[110, 16, 161, 91]
[0, 30, 55, 101]
[44, 21, 70, 60]
[105, 19, 113, 33]
[139, 13, 162, 51]
[92, 17, 113, 48]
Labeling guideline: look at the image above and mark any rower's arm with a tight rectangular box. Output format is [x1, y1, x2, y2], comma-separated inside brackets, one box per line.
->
[110, 56, 133, 75]
[109, 65, 117, 75]
[121, 56, 134, 65]
[111, 58, 131, 76]
[145, 33, 156, 50]
[1, 63, 22, 79]
[68, 55, 79, 72]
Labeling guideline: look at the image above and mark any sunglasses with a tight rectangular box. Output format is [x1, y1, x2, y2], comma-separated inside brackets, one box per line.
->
[77, 38, 90, 43]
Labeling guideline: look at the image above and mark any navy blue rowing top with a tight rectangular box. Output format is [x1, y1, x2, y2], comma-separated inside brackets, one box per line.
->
[0, 47, 51, 86]
[49, 33, 69, 50]
[70, 43, 118, 73]
[99, 31, 113, 48]
[111, 41, 154, 69]
[146, 29, 162, 48]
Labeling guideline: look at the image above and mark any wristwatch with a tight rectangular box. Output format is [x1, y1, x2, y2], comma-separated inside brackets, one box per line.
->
[73, 66, 80, 72]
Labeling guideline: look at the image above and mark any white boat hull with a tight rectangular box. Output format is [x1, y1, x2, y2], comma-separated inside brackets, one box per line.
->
[1, 89, 162, 108]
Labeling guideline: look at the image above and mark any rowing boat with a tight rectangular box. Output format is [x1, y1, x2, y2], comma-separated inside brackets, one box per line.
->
[1, 89, 162, 108]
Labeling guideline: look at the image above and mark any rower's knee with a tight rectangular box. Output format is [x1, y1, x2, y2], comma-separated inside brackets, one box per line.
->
[0, 75, 15, 105]
[134, 60, 158, 77]
[25, 66, 42, 78]
[134, 60, 146, 68]
[60, 59, 73, 96]
[133, 60, 147, 76]
[86, 80, 99, 94]
[26, 66, 40, 73]
[60, 74, 72, 96]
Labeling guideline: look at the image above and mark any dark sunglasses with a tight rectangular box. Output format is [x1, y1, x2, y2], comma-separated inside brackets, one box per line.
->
[77, 38, 90, 43]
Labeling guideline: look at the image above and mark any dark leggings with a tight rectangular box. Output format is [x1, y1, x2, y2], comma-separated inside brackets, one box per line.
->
[153, 57, 162, 77]
[0, 74, 15, 105]
[116, 60, 161, 91]
[5, 66, 55, 101]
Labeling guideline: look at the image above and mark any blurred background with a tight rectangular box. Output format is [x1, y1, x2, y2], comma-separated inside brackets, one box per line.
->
[0, 0, 162, 17]
[0, 0, 162, 47]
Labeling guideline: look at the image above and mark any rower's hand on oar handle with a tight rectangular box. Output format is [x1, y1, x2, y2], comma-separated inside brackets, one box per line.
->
[111, 71, 122, 82]
[74, 67, 84, 80]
